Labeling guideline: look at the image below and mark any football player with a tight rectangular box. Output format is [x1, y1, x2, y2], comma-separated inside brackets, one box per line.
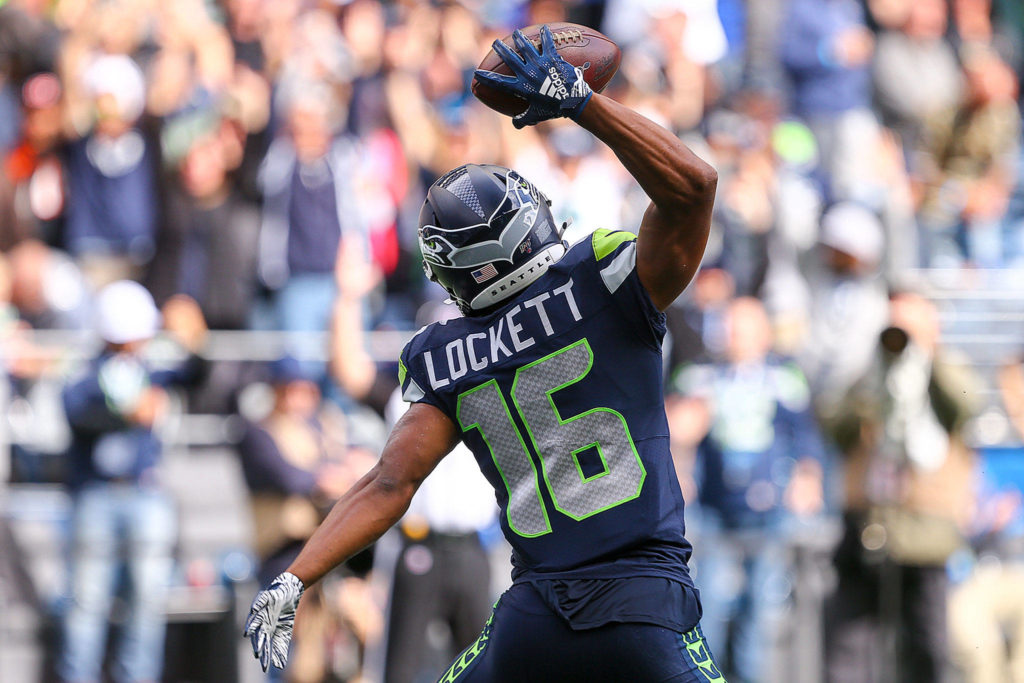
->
[246, 26, 721, 682]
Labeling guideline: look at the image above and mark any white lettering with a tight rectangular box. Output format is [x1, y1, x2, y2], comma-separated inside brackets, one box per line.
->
[547, 67, 569, 99]
[553, 279, 582, 321]
[489, 318, 512, 362]
[429, 280, 582, 380]
[423, 350, 450, 389]
[506, 305, 535, 352]
[446, 339, 467, 381]
[467, 333, 487, 371]
[523, 292, 554, 336]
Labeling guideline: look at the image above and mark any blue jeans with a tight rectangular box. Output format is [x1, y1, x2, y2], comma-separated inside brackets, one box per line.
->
[273, 273, 337, 383]
[694, 527, 791, 682]
[273, 273, 337, 334]
[59, 484, 176, 683]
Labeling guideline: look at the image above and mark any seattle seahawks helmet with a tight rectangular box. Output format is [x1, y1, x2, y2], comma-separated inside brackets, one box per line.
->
[418, 164, 566, 315]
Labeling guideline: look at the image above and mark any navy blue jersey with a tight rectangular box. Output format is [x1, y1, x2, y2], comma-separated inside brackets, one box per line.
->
[399, 230, 693, 589]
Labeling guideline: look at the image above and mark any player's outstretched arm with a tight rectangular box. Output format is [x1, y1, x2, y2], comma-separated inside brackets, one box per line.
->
[576, 93, 717, 310]
[287, 402, 459, 583]
[473, 26, 715, 308]
[244, 402, 459, 671]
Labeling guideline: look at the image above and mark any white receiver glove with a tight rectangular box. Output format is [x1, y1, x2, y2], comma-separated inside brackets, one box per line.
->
[244, 571, 305, 672]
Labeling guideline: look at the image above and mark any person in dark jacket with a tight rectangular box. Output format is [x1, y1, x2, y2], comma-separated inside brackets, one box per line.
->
[148, 118, 260, 330]
[63, 56, 158, 288]
[237, 356, 362, 585]
[59, 281, 206, 683]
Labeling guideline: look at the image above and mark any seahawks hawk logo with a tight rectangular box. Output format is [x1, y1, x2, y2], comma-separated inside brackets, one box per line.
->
[420, 174, 539, 269]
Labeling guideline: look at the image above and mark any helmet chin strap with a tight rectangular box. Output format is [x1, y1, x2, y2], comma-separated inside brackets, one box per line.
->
[426, 262, 473, 314]
[443, 294, 470, 314]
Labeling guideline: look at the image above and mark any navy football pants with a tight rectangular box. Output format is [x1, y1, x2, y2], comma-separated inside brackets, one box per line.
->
[437, 583, 726, 682]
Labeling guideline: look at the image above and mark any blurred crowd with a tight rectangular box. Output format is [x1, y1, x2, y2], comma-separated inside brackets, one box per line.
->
[3, 0, 1024, 681]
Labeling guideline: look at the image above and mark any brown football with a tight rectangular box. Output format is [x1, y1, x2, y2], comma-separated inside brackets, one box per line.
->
[472, 23, 621, 117]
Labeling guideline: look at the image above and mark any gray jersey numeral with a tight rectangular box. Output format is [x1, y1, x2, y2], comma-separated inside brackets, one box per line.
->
[457, 340, 645, 537]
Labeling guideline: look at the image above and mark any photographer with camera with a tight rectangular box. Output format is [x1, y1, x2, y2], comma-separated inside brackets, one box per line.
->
[824, 291, 981, 683]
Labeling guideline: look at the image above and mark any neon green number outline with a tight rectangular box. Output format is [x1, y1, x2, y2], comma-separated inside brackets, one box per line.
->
[571, 442, 610, 483]
[456, 379, 552, 537]
[512, 339, 646, 521]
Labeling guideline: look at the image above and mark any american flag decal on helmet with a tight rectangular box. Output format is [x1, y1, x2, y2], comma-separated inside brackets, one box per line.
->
[471, 263, 499, 283]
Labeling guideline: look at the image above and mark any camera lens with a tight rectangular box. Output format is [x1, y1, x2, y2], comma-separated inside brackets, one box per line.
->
[880, 326, 909, 354]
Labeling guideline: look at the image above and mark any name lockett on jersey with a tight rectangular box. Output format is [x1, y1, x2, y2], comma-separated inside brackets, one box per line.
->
[423, 278, 582, 389]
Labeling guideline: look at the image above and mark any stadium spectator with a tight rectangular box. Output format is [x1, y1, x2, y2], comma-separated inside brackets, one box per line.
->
[237, 356, 354, 585]
[705, 108, 774, 296]
[669, 297, 826, 681]
[946, 469, 1024, 682]
[258, 86, 367, 338]
[0, 0, 59, 148]
[63, 55, 158, 289]
[340, 0, 390, 137]
[800, 203, 890, 411]
[513, 123, 632, 247]
[59, 281, 207, 683]
[144, 2, 235, 124]
[148, 118, 260, 330]
[202, 0, 274, 202]
[824, 292, 982, 683]
[872, 0, 964, 150]
[916, 45, 1021, 267]
[1, 240, 85, 478]
[663, 266, 735, 370]
[780, 0, 879, 201]
[7, 239, 89, 331]
[0, 72, 66, 250]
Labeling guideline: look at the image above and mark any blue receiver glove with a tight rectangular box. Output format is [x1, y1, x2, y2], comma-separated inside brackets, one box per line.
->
[474, 25, 593, 129]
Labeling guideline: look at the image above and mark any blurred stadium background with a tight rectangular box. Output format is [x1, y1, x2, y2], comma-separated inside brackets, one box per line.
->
[2, 0, 1024, 681]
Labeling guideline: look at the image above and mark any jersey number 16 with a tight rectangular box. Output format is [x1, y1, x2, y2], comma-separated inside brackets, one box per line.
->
[456, 339, 646, 537]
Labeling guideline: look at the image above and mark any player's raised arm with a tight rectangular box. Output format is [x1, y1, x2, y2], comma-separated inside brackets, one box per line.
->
[474, 25, 717, 310]
[244, 402, 459, 671]
[575, 95, 717, 310]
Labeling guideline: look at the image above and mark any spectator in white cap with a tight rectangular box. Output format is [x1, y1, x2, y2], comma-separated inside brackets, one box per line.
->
[64, 54, 158, 289]
[59, 281, 208, 683]
[800, 202, 890, 413]
[94, 279, 161, 346]
[818, 201, 886, 268]
[83, 54, 147, 125]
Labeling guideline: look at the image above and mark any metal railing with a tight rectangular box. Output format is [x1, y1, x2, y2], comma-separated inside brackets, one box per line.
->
[3, 329, 413, 365]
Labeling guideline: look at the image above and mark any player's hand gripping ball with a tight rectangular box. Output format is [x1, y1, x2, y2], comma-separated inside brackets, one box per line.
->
[473, 23, 620, 128]
[244, 571, 304, 672]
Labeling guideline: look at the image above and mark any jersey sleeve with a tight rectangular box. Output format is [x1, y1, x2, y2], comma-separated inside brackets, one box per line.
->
[589, 229, 668, 349]
[397, 333, 448, 414]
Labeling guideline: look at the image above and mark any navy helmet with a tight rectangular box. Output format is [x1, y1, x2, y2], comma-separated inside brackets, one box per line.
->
[418, 164, 566, 315]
